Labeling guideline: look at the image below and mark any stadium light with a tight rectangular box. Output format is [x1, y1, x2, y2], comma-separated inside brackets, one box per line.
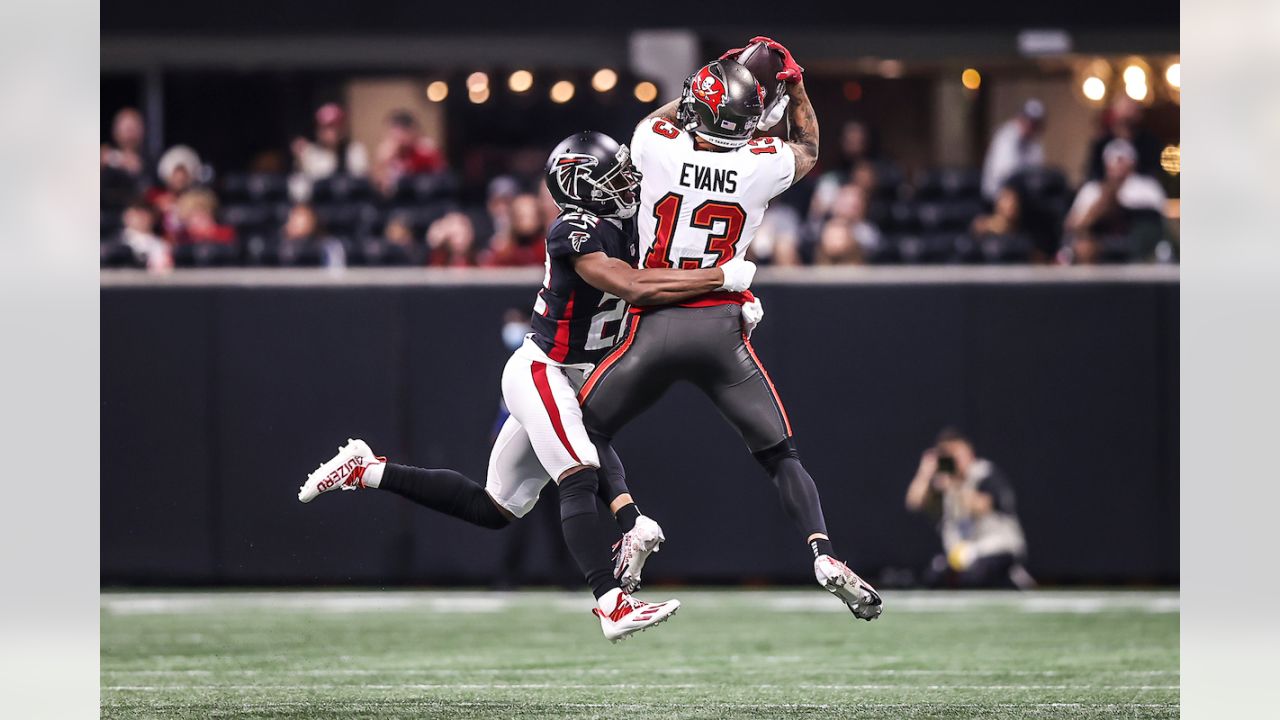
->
[961, 68, 981, 91]
[1165, 62, 1180, 90]
[469, 86, 490, 104]
[425, 81, 448, 102]
[633, 81, 658, 102]
[508, 70, 533, 93]
[1122, 64, 1147, 87]
[1160, 145, 1180, 176]
[1125, 80, 1149, 101]
[466, 72, 489, 92]
[878, 59, 904, 79]
[592, 69, 618, 93]
[550, 80, 575, 103]
[1082, 76, 1107, 102]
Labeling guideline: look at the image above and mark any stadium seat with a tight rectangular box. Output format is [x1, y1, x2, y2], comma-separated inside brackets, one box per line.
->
[173, 242, 238, 268]
[220, 204, 275, 236]
[100, 239, 138, 268]
[916, 199, 983, 233]
[915, 167, 982, 200]
[311, 174, 374, 204]
[313, 202, 377, 237]
[893, 232, 957, 264]
[1012, 167, 1069, 199]
[410, 172, 459, 203]
[101, 209, 123, 238]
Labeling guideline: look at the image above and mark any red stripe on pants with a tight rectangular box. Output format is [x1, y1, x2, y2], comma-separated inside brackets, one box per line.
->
[530, 361, 581, 462]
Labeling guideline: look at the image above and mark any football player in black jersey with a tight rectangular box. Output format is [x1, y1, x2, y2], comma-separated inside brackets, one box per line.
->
[298, 130, 756, 642]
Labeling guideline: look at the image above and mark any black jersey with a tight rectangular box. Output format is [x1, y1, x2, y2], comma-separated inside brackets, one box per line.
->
[530, 210, 638, 366]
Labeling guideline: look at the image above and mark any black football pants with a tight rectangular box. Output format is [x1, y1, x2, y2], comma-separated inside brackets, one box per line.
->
[580, 304, 829, 540]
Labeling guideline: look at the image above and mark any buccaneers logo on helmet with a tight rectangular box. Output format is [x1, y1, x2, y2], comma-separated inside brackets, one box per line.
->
[690, 65, 726, 117]
[550, 153, 597, 199]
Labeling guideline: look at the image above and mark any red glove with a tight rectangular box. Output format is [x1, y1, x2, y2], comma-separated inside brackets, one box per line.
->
[748, 35, 804, 83]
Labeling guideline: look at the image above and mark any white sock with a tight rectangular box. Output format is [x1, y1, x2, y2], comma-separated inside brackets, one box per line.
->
[362, 461, 385, 488]
[597, 587, 624, 612]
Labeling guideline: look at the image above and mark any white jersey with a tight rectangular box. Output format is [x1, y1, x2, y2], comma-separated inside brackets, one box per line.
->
[630, 117, 795, 281]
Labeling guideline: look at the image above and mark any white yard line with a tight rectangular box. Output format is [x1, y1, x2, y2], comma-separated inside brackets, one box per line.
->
[101, 668, 1180, 677]
[104, 683, 1179, 691]
[101, 589, 1179, 615]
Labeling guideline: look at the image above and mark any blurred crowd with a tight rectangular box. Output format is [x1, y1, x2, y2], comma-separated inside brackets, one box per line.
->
[101, 96, 1178, 271]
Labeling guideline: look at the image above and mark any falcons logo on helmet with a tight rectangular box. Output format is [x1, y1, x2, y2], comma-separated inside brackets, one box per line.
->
[690, 65, 726, 117]
[550, 153, 597, 199]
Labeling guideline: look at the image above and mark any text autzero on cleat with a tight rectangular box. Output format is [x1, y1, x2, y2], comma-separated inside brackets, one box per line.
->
[297, 438, 384, 503]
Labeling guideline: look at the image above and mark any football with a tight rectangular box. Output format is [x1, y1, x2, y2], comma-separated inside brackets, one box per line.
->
[734, 41, 788, 136]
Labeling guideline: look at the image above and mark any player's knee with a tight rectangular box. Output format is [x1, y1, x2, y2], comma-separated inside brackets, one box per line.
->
[467, 491, 512, 530]
[557, 467, 600, 521]
[752, 437, 800, 475]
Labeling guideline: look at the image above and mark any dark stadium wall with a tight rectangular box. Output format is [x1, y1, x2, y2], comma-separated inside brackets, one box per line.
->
[101, 280, 1179, 586]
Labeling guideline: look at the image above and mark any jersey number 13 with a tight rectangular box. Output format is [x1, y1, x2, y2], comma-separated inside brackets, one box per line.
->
[643, 191, 747, 270]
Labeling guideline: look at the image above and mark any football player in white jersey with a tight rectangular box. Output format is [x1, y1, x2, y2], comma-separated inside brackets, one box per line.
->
[580, 37, 882, 622]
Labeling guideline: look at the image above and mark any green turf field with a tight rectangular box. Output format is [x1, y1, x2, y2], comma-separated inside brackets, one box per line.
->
[101, 589, 1178, 719]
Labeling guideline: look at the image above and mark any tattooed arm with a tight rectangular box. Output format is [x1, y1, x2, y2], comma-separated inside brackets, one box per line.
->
[646, 98, 681, 122]
[784, 80, 819, 182]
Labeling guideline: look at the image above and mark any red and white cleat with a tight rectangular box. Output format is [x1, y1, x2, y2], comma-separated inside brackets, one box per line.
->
[814, 555, 883, 622]
[297, 438, 384, 503]
[613, 515, 666, 593]
[592, 590, 680, 643]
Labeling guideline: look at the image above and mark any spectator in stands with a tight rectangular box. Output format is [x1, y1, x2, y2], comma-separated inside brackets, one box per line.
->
[1086, 97, 1162, 180]
[149, 145, 201, 235]
[373, 110, 444, 197]
[426, 211, 480, 267]
[277, 203, 344, 267]
[820, 184, 882, 260]
[101, 108, 150, 185]
[970, 186, 1024, 240]
[114, 202, 171, 269]
[905, 428, 1031, 589]
[815, 221, 864, 265]
[289, 103, 370, 201]
[981, 99, 1046, 201]
[808, 120, 878, 220]
[486, 175, 520, 239]
[170, 189, 235, 246]
[749, 205, 804, 266]
[481, 193, 545, 267]
[1064, 138, 1167, 264]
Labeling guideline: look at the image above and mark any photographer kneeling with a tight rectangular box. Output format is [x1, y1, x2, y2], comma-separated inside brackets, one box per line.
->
[905, 428, 1032, 589]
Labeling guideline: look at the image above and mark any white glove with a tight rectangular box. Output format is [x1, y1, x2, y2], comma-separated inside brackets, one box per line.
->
[718, 260, 757, 293]
[757, 94, 790, 131]
[740, 297, 764, 338]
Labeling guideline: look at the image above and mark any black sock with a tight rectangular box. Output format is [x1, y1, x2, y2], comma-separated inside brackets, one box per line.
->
[614, 503, 641, 533]
[558, 468, 620, 599]
[379, 463, 509, 530]
[811, 537, 835, 559]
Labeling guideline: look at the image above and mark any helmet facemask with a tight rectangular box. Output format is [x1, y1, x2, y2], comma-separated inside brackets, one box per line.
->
[579, 145, 642, 218]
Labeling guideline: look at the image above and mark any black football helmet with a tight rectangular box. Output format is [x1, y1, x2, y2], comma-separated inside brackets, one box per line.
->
[677, 59, 765, 149]
[544, 131, 642, 219]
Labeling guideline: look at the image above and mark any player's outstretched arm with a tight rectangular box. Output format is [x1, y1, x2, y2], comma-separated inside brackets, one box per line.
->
[572, 253, 748, 306]
[784, 79, 820, 182]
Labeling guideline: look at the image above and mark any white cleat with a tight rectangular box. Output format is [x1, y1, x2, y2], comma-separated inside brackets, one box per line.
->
[814, 555, 883, 622]
[593, 591, 680, 643]
[613, 515, 666, 593]
[297, 438, 384, 503]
